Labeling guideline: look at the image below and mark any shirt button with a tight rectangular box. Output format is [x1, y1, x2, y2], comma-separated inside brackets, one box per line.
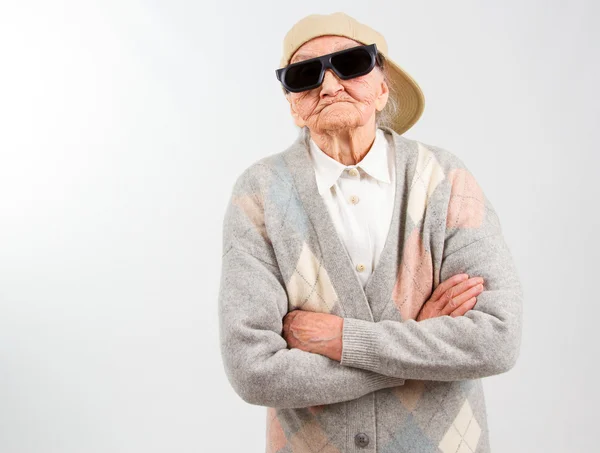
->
[355, 432, 369, 448]
[356, 263, 366, 272]
[349, 195, 359, 204]
[348, 168, 359, 177]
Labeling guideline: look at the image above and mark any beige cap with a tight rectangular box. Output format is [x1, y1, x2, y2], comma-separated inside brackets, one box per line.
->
[279, 12, 425, 135]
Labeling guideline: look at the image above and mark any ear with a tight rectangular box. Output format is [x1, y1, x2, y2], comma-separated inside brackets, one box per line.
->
[287, 94, 306, 128]
[374, 79, 390, 112]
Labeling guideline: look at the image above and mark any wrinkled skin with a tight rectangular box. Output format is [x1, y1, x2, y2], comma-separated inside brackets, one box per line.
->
[280, 35, 485, 362]
[285, 35, 389, 166]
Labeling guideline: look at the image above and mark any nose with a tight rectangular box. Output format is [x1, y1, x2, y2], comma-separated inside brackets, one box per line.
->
[320, 69, 343, 98]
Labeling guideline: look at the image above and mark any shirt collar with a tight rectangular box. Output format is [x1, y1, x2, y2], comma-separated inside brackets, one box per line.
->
[308, 128, 391, 196]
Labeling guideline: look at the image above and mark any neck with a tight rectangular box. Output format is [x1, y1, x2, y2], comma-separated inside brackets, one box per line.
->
[308, 117, 377, 166]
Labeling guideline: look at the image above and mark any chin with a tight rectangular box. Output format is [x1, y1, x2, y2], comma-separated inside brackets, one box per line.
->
[316, 108, 361, 131]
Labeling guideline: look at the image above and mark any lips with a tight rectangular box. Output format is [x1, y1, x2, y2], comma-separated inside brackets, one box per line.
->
[320, 100, 348, 111]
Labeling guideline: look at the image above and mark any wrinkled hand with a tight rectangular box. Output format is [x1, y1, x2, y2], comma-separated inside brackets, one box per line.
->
[282, 310, 344, 361]
[417, 273, 484, 321]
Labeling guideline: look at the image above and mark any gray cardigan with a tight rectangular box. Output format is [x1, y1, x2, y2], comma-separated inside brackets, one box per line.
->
[218, 126, 523, 453]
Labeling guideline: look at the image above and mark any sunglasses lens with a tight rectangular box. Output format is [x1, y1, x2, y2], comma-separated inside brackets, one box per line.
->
[284, 60, 322, 91]
[331, 47, 372, 77]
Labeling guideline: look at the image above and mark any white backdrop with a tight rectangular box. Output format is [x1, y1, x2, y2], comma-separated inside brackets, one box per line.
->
[0, 1, 598, 452]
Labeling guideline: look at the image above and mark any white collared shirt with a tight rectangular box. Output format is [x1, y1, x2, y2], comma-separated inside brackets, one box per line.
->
[308, 128, 396, 288]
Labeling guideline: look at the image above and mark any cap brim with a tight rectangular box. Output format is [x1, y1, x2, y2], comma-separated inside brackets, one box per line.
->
[384, 59, 425, 135]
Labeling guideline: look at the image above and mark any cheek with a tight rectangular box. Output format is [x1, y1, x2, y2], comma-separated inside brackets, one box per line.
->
[345, 78, 379, 106]
[291, 93, 320, 117]
[344, 88, 377, 116]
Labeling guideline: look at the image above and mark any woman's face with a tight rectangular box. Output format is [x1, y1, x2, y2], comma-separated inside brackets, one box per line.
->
[285, 35, 389, 134]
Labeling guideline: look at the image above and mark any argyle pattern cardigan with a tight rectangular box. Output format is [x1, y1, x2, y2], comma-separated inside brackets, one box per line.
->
[218, 126, 523, 453]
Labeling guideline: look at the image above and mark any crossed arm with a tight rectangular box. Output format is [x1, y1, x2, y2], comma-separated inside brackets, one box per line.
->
[219, 246, 406, 409]
[218, 164, 523, 408]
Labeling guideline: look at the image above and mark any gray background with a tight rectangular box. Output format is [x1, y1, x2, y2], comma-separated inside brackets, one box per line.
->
[0, 1, 598, 452]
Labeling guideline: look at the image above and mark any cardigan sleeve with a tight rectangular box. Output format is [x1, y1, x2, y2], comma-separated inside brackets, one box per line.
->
[339, 161, 524, 381]
[218, 168, 406, 409]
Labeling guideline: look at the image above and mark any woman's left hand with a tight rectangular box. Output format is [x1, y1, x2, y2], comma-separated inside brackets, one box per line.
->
[282, 310, 344, 362]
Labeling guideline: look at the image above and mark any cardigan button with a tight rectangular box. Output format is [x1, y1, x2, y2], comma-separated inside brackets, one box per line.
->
[355, 432, 369, 447]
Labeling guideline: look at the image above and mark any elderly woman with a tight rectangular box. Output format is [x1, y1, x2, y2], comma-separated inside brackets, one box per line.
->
[218, 11, 522, 453]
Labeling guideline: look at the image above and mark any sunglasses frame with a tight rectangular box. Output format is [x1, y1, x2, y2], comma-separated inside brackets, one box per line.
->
[276, 43, 379, 93]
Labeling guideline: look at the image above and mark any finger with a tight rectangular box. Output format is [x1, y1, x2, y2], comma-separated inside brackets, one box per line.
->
[430, 273, 469, 303]
[282, 310, 300, 337]
[453, 276, 484, 296]
[440, 283, 483, 316]
[282, 315, 291, 336]
[448, 296, 478, 317]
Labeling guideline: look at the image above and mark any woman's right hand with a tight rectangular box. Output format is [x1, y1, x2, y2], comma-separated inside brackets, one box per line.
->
[417, 274, 484, 321]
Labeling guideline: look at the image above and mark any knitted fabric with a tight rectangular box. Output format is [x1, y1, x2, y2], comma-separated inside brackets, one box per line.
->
[218, 126, 523, 453]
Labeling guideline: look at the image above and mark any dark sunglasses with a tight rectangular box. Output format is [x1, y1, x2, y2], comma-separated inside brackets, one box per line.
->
[276, 43, 380, 93]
